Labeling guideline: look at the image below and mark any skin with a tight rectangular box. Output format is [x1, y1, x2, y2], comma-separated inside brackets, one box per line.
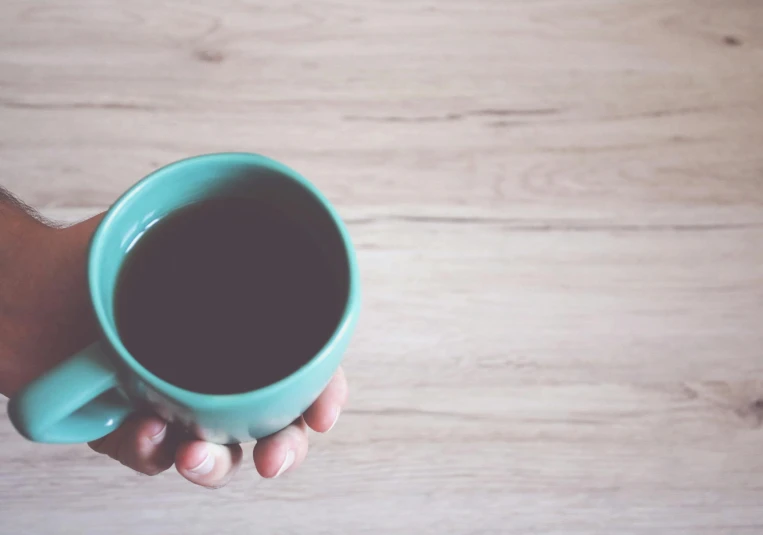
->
[0, 188, 348, 489]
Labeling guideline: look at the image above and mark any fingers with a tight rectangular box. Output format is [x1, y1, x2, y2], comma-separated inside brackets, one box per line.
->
[88, 415, 174, 476]
[87, 366, 349, 485]
[304, 367, 348, 433]
[88, 415, 242, 489]
[253, 417, 309, 478]
[175, 441, 243, 489]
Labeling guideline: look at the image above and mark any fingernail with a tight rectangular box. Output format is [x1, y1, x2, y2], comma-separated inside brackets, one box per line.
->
[149, 424, 167, 445]
[274, 449, 295, 478]
[189, 448, 215, 475]
[327, 408, 340, 432]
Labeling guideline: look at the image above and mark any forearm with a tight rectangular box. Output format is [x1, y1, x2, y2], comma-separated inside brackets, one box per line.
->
[0, 187, 103, 397]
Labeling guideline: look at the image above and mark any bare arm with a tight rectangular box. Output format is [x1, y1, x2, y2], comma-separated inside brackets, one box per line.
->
[0, 187, 103, 396]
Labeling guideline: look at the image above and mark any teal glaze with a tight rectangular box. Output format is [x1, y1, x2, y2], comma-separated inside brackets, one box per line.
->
[8, 153, 360, 445]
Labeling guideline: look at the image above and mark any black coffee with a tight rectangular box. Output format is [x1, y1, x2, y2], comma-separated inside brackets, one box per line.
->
[115, 197, 347, 394]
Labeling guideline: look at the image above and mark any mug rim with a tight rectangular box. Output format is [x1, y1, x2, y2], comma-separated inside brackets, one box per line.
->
[88, 152, 360, 406]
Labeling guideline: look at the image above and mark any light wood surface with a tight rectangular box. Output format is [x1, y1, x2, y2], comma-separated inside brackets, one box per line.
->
[1, 0, 762, 533]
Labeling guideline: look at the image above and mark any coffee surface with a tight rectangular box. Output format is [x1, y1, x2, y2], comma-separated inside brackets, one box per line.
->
[115, 197, 346, 394]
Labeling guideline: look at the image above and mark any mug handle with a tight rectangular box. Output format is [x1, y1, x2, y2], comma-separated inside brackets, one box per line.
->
[7, 341, 134, 444]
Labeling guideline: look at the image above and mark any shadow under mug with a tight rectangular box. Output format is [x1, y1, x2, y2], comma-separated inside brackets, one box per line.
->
[8, 152, 360, 445]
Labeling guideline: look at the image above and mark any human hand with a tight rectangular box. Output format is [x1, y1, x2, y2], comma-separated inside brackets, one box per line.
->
[0, 196, 348, 488]
[87, 367, 347, 488]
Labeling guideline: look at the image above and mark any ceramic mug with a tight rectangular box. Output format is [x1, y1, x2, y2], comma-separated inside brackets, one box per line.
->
[8, 153, 360, 444]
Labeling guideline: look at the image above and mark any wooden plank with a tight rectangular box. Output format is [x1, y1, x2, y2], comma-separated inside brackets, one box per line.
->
[1, 0, 762, 533]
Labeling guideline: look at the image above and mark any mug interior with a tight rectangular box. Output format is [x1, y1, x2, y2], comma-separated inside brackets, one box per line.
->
[89, 153, 352, 395]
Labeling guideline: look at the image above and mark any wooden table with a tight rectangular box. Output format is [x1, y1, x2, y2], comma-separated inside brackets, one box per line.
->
[1, 1, 762, 533]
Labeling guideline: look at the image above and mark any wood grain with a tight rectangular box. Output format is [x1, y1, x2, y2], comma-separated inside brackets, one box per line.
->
[1, 0, 762, 533]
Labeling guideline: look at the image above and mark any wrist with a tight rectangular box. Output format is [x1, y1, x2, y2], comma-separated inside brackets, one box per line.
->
[0, 214, 103, 397]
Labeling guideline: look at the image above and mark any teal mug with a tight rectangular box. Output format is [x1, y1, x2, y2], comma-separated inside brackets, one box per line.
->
[8, 152, 360, 444]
